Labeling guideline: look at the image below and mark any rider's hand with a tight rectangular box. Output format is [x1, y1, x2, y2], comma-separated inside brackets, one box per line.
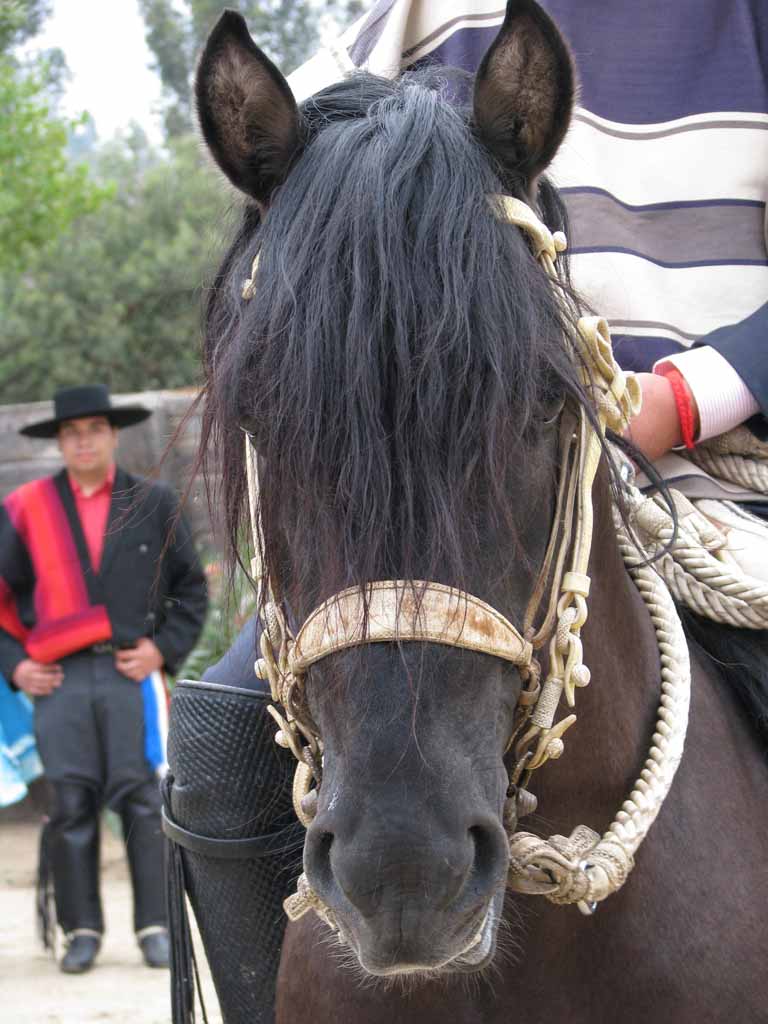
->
[12, 659, 63, 696]
[625, 372, 700, 462]
[114, 637, 164, 681]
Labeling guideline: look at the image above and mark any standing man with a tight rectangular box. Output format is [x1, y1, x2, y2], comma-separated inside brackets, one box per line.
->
[0, 384, 208, 974]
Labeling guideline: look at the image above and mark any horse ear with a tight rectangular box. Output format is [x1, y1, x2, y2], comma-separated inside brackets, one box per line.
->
[473, 0, 575, 185]
[195, 10, 301, 203]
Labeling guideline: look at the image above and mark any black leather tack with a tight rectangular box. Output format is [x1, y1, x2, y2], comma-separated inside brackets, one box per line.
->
[167, 681, 301, 1024]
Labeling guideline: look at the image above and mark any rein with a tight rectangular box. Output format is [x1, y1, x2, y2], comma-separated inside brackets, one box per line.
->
[244, 196, 691, 923]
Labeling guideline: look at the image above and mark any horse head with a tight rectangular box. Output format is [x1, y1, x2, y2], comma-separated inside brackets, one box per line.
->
[196, 0, 585, 978]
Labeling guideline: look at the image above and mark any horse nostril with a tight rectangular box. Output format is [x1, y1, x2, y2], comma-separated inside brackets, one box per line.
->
[468, 823, 508, 892]
[317, 830, 333, 861]
[304, 828, 335, 894]
[305, 814, 509, 924]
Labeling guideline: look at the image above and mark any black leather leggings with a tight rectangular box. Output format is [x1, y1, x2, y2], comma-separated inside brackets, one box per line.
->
[49, 782, 102, 933]
[49, 778, 165, 933]
[36, 651, 166, 934]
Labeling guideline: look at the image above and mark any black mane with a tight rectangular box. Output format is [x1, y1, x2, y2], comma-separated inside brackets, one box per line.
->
[201, 71, 587, 609]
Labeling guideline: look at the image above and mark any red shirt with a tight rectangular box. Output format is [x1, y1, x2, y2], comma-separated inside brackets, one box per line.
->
[68, 465, 115, 572]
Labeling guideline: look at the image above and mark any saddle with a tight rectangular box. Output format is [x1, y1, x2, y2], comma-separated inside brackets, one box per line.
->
[626, 426, 768, 629]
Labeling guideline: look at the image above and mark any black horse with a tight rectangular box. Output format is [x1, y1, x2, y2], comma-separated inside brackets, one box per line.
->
[185, 2, 768, 1021]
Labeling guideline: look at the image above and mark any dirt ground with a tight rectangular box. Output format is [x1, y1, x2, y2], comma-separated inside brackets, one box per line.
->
[0, 821, 222, 1023]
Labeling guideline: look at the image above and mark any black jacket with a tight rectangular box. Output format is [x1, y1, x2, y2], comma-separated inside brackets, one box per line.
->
[0, 468, 208, 678]
[697, 300, 768, 440]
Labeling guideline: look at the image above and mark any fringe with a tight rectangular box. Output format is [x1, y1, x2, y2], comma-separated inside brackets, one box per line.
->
[163, 774, 209, 1024]
[35, 817, 56, 953]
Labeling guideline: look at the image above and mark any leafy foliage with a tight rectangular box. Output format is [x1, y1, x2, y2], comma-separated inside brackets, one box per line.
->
[137, 0, 192, 138]
[0, 0, 363, 400]
[0, 132, 230, 401]
[0, 0, 107, 274]
[0, 0, 51, 53]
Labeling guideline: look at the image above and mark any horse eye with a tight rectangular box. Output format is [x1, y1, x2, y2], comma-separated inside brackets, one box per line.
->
[538, 396, 566, 427]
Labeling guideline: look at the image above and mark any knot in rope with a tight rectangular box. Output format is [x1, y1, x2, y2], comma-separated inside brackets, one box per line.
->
[554, 603, 580, 653]
[576, 317, 642, 432]
[284, 873, 337, 930]
[509, 825, 634, 914]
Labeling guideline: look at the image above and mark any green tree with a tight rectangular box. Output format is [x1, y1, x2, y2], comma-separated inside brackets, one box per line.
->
[137, 0, 192, 138]
[0, 132, 228, 401]
[0, 0, 365, 400]
[0, 1, 107, 273]
[0, 59, 108, 273]
[139, 0, 364, 137]
[0, 0, 51, 52]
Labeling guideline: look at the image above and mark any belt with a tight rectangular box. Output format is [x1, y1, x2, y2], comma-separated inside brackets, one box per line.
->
[90, 642, 117, 655]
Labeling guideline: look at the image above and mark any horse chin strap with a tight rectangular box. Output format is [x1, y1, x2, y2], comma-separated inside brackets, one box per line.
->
[245, 196, 691, 922]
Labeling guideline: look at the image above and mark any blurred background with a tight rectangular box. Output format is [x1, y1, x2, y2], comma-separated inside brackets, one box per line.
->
[0, 0, 367, 678]
[1, 0, 363, 403]
[0, 4, 362, 1019]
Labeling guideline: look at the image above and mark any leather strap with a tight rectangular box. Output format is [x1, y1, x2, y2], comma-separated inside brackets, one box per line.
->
[174, 679, 269, 701]
[289, 580, 533, 673]
[161, 808, 293, 860]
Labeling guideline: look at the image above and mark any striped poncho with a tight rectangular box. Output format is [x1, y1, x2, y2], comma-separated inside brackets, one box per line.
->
[290, 0, 768, 497]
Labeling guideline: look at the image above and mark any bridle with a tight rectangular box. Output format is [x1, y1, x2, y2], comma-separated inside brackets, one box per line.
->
[243, 196, 691, 924]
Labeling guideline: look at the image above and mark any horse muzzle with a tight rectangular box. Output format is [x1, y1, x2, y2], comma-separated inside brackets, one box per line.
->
[303, 808, 509, 976]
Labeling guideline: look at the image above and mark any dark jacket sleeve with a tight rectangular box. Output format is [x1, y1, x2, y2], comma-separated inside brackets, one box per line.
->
[694, 301, 768, 434]
[151, 489, 209, 674]
[0, 503, 33, 683]
[0, 626, 28, 685]
[201, 615, 267, 692]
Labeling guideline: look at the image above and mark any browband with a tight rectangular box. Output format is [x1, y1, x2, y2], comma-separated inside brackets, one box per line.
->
[289, 580, 533, 673]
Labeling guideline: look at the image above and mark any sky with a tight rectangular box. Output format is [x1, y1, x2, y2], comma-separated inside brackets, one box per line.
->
[25, 2, 356, 145]
[26, 0, 167, 143]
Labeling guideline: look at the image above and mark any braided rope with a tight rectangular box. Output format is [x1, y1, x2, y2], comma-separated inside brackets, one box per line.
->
[508, 516, 691, 912]
[655, 555, 768, 628]
[687, 448, 768, 495]
[622, 480, 768, 630]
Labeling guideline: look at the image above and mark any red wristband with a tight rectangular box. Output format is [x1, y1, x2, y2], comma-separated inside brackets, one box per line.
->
[653, 365, 696, 450]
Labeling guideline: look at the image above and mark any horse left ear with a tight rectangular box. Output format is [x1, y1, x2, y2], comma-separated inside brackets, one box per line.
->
[195, 10, 301, 203]
[473, 0, 575, 186]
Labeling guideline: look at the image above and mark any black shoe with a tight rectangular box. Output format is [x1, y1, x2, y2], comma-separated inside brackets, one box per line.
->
[138, 929, 170, 968]
[61, 933, 101, 974]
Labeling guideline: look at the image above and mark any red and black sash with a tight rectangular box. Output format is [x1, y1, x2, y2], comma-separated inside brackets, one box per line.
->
[0, 472, 114, 662]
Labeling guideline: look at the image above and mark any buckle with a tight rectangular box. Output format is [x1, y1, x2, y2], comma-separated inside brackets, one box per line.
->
[90, 642, 115, 655]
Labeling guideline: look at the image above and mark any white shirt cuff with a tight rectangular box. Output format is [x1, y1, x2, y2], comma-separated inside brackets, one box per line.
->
[653, 346, 760, 442]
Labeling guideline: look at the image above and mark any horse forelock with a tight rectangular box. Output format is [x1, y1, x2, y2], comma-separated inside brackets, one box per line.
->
[202, 70, 585, 612]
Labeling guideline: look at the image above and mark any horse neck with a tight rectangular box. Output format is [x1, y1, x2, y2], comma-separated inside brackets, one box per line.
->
[512, 466, 768, 1024]
[531, 470, 662, 825]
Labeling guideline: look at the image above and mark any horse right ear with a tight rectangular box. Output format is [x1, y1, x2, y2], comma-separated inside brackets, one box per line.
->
[473, 0, 574, 187]
[195, 10, 301, 204]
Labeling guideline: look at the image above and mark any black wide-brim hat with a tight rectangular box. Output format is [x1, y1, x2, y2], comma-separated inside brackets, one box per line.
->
[19, 385, 152, 439]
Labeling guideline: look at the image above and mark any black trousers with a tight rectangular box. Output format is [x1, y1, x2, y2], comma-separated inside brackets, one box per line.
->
[34, 651, 166, 935]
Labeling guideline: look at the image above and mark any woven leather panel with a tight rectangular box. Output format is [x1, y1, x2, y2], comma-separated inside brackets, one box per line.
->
[168, 683, 301, 1024]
